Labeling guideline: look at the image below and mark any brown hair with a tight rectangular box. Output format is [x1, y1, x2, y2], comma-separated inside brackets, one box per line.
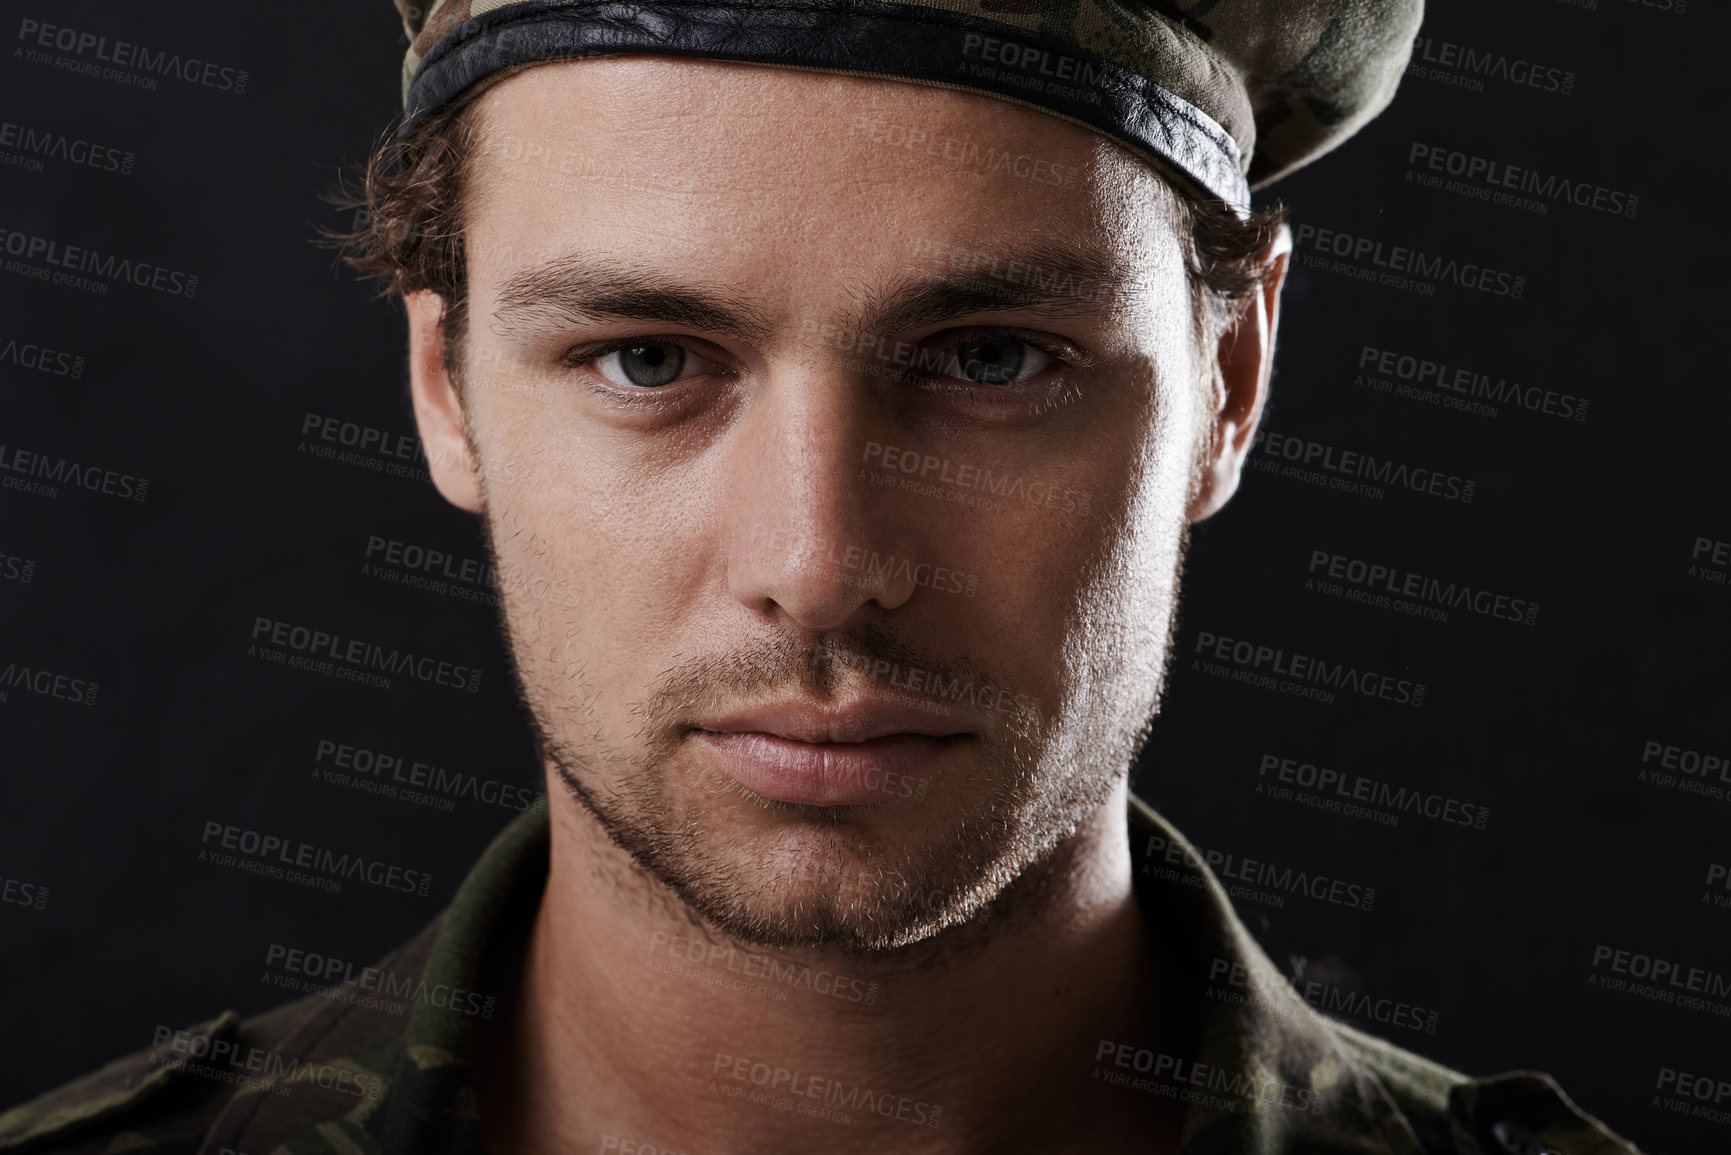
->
[332, 98, 1286, 383]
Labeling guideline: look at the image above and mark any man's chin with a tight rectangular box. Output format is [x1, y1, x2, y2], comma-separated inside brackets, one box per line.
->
[558, 763, 1008, 952]
[644, 809, 993, 953]
[677, 872, 997, 955]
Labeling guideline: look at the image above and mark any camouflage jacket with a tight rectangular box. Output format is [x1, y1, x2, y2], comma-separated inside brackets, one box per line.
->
[0, 796, 1642, 1154]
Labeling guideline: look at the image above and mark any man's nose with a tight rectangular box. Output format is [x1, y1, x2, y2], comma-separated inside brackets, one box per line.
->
[721, 374, 921, 630]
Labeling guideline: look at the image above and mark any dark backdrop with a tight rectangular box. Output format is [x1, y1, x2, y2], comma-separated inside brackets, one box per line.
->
[1, 2, 1725, 1150]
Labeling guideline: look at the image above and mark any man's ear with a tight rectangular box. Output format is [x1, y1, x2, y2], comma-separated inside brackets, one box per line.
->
[1186, 222, 1292, 522]
[405, 290, 484, 513]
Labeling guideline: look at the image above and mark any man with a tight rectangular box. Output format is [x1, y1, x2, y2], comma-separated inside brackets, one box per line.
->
[0, 2, 1641, 1153]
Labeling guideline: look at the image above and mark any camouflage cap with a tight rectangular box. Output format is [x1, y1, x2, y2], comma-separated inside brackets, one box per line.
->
[393, 0, 1423, 211]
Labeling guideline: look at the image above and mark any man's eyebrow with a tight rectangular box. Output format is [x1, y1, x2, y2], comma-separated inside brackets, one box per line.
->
[491, 256, 775, 343]
[853, 242, 1125, 335]
[488, 243, 1124, 344]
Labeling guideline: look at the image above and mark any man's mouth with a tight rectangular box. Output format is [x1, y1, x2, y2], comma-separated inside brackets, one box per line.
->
[692, 701, 970, 806]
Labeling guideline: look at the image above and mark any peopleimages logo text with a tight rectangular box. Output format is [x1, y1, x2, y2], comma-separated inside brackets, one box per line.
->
[249, 617, 483, 693]
[17, 19, 248, 93]
[0, 662, 98, 706]
[200, 821, 432, 896]
[1194, 630, 1425, 708]
[1293, 224, 1524, 299]
[150, 1026, 380, 1099]
[0, 226, 197, 297]
[1251, 430, 1474, 504]
[1308, 549, 1540, 627]
[0, 444, 147, 501]
[1408, 36, 1575, 94]
[1258, 754, 1489, 830]
[1358, 345, 1587, 423]
[0, 334, 84, 378]
[1143, 834, 1376, 911]
[1407, 144, 1636, 218]
[0, 120, 133, 175]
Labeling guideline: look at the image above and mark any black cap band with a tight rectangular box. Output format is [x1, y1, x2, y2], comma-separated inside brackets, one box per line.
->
[400, 0, 1251, 211]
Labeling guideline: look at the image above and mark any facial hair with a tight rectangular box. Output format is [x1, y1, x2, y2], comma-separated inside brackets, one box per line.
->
[479, 502, 1186, 957]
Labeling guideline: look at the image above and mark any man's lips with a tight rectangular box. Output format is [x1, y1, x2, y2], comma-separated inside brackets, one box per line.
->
[696, 701, 969, 744]
[691, 701, 970, 806]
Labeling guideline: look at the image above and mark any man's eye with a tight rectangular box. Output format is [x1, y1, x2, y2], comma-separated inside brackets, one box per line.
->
[933, 336, 1054, 386]
[591, 342, 714, 388]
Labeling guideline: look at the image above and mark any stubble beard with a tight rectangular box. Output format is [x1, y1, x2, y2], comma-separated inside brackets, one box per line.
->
[477, 495, 1187, 958]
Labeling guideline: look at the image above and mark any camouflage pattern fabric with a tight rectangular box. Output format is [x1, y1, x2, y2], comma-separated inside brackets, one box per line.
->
[387, 0, 1425, 211]
[0, 796, 1643, 1154]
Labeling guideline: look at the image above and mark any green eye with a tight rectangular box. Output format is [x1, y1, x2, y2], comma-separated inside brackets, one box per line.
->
[941, 336, 1053, 385]
[596, 342, 688, 388]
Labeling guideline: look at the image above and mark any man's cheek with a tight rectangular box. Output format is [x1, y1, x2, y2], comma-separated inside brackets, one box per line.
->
[492, 483, 694, 658]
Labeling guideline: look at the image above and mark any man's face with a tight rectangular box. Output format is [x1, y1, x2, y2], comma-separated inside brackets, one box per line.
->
[434, 57, 1217, 951]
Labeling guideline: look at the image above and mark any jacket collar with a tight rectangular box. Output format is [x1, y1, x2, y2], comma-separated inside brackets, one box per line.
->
[1127, 795, 1427, 1154]
[242, 796, 1427, 1154]
[376, 802, 550, 1153]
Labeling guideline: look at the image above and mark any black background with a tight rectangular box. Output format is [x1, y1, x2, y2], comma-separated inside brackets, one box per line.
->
[1, 2, 1726, 1151]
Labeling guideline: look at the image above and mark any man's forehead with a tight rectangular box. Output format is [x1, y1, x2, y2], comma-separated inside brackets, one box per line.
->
[462, 58, 1180, 305]
[468, 56, 1150, 181]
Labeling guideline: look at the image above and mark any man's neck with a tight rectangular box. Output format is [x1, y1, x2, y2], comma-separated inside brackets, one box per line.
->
[475, 781, 1191, 1154]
